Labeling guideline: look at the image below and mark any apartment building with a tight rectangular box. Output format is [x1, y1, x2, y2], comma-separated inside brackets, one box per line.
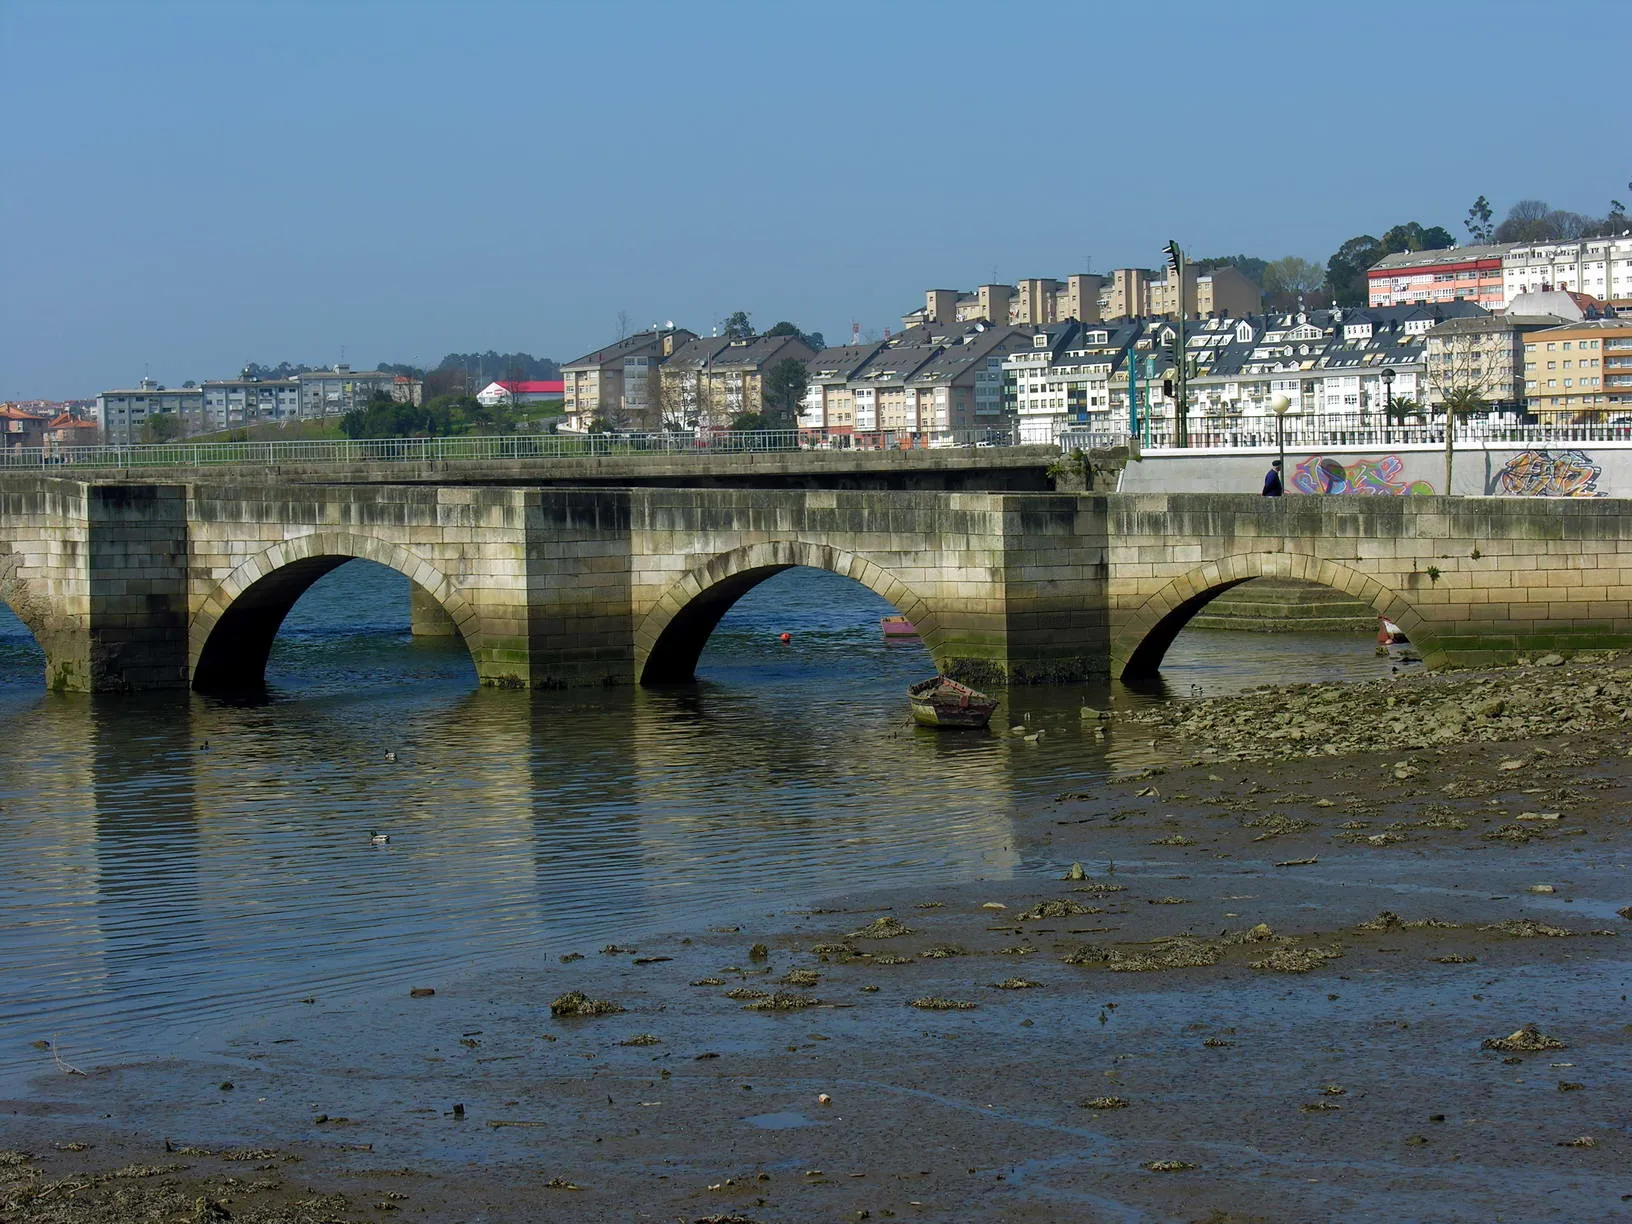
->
[95, 380, 206, 445]
[1424, 312, 1573, 415]
[1099, 269, 1155, 322]
[560, 328, 695, 432]
[0, 404, 48, 452]
[1004, 320, 1141, 443]
[45, 413, 99, 450]
[1522, 317, 1632, 422]
[1005, 303, 1489, 443]
[1093, 265, 1261, 321]
[797, 343, 885, 435]
[200, 378, 301, 430]
[1367, 243, 1514, 310]
[902, 276, 1105, 329]
[659, 334, 816, 428]
[798, 322, 1031, 443]
[1148, 265, 1262, 319]
[1503, 235, 1632, 312]
[297, 366, 422, 420]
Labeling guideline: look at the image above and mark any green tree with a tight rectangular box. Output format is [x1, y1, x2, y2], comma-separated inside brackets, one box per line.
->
[1325, 234, 1381, 306]
[761, 357, 809, 427]
[765, 320, 826, 350]
[1465, 195, 1495, 243]
[140, 412, 187, 443]
[1196, 254, 1268, 285]
[721, 311, 754, 341]
[1262, 256, 1325, 309]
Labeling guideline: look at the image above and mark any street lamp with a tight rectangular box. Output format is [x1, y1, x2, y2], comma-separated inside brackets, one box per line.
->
[1270, 393, 1292, 494]
[1380, 366, 1396, 443]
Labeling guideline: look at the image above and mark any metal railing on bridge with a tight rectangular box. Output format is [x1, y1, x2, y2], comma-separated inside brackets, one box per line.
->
[0, 426, 1024, 472]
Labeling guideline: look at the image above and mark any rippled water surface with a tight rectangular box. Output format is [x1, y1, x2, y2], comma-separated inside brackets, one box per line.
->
[0, 564, 1390, 1088]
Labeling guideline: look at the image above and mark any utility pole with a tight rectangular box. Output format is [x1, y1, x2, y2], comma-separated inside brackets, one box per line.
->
[1165, 240, 1189, 447]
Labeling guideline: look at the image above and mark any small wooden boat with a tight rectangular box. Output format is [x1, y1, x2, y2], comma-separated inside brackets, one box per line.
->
[1377, 616, 1409, 645]
[881, 615, 918, 639]
[908, 675, 999, 729]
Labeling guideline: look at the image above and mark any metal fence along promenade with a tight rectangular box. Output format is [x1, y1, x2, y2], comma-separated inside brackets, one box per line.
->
[1060, 420, 1632, 454]
[0, 428, 1019, 472]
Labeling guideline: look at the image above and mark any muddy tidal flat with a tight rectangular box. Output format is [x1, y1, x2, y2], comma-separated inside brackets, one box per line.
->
[4, 657, 1630, 1224]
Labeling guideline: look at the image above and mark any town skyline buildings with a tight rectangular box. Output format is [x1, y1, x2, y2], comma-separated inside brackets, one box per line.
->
[1, 0, 1623, 401]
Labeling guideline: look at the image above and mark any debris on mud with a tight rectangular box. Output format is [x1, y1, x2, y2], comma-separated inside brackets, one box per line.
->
[1142, 1159, 1197, 1172]
[1480, 919, 1576, 938]
[1066, 938, 1220, 972]
[1018, 898, 1096, 920]
[909, 997, 977, 1010]
[918, 943, 967, 959]
[724, 987, 770, 1001]
[990, 978, 1043, 990]
[550, 991, 623, 1018]
[1481, 1024, 1568, 1053]
[745, 992, 821, 1011]
[1246, 814, 1314, 839]
[779, 969, 821, 987]
[850, 916, 912, 940]
[1250, 946, 1343, 974]
[618, 1033, 661, 1046]
[1080, 1096, 1129, 1110]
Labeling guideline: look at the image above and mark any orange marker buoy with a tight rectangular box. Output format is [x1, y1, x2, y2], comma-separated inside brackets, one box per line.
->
[779, 632, 791, 643]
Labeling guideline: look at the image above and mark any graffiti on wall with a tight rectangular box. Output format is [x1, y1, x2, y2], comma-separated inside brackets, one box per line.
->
[1496, 449, 1605, 497]
[1291, 454, 1435, 496]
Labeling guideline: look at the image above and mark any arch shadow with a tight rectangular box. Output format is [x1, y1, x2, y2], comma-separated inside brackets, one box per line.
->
[0, 548, 49, 659]
[635, 540, 937, 685]
[1112, 553, 1438, 681]
[189, 532, 479, 694]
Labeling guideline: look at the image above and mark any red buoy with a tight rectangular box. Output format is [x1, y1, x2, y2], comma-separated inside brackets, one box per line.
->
[779, 632, 791, 643]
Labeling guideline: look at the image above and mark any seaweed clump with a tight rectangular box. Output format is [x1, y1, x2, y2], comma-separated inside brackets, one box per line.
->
[550, 991, 623, 1018]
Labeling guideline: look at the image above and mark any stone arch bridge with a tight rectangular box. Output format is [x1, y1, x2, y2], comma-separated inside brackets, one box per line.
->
[3, 476, 1630, 692]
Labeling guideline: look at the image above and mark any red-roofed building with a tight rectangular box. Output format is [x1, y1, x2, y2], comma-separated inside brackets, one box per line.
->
[46, 413, 100, 450]
[476, 379, 566, 407]
[0, 403, 48, 452]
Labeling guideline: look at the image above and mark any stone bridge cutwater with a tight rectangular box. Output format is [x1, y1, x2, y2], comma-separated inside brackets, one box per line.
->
[3, 475, 1631, 693]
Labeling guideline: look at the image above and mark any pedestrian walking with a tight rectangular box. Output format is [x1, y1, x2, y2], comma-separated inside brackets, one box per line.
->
[1262, 459, 1284, 497]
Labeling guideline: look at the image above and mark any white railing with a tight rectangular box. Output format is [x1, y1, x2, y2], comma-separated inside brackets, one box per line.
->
[1066, 420, 1632, 453]
[0, 426, 1026, 472]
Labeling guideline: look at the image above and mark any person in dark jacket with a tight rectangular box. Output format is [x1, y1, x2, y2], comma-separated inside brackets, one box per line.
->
[1262, 459, 1284, 497]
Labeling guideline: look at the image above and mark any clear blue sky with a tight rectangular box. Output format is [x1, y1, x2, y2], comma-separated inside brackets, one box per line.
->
[1, 0, 1622, 399]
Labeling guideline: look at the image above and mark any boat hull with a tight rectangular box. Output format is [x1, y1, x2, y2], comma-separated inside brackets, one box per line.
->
[881, 615, 918, 639]
[907, 676, 999, 730]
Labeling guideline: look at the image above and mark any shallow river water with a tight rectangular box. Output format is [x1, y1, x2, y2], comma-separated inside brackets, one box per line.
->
[0, 564, 1392, 1090]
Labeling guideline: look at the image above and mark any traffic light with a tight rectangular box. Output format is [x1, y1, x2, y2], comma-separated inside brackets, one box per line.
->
[1162, 378, 1175, 399]
[1165, 241, 1182, 276]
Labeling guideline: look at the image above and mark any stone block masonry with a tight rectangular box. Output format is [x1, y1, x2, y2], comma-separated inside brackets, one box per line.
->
[4, 475, 1632, 692]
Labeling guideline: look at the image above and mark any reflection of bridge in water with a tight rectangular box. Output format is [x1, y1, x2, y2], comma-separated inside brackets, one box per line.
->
[0, 679, 1017, 1076]
[4, 474, 1632, 692]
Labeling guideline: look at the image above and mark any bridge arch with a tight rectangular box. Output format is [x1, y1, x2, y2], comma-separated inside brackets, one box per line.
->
[1111, 552, 1440, 680]
[635, 539, 938, 685]
[189, 531, 479, 693]
[0, 547, 48, 656]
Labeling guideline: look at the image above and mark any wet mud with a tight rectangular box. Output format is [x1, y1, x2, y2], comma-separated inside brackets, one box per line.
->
[4, 658, 1630, 1222]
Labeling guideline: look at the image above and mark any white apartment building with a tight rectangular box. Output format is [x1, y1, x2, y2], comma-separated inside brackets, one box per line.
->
[201, 378, 301, 431]
[1503, 235, 1632, 310]
[296, 365, 421, 420]
[95, 379, 206, 445]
